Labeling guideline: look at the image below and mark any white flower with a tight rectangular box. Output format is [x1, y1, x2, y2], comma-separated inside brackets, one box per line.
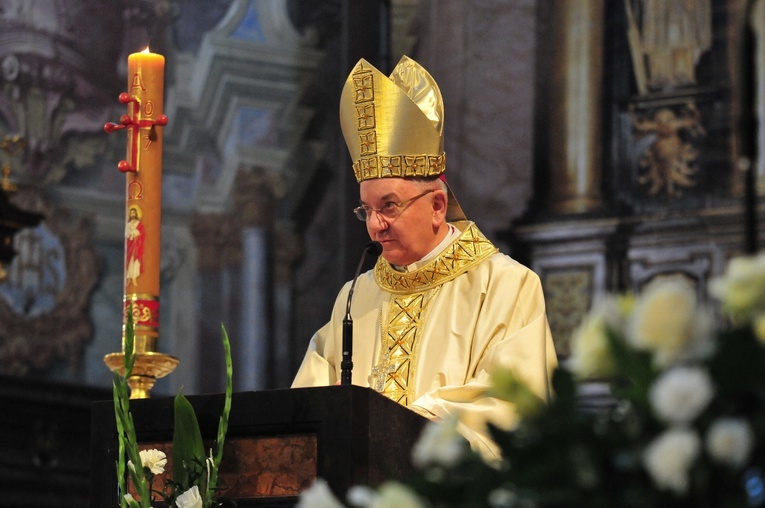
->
[346, 482, 426, 508]
[296, 478, 345, 508]
[568, 294, 636, 379]
[649, 366, 714, 425]
[411, 416, 467, 468]
[371, 482, 426, 508]
[643, 428, 701, 495]
[347, 482, 425, 508]
[488, 488, 518, 507]
[706, 417, 754, 469]
[567, 295, 634, 379]
[626, 278, 714, 367]
[568, 309, 614, 379]
[710, 253, 765, 323]
[347, 485, 377, 507]
[176, 485, 203, 508]
[755, 313, 765, 344]
[138, 448, 167, 475]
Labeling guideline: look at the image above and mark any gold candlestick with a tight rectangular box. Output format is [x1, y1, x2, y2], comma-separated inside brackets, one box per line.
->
[104, 351, 179, 399]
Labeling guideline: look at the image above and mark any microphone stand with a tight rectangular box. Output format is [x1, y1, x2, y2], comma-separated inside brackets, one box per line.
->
[341, 241, 382, 385]
[739, 0, 759, 254]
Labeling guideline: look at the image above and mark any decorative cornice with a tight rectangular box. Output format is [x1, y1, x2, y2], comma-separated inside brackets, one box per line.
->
[231, 167, 286, 228]
[190, 212, 242, 270]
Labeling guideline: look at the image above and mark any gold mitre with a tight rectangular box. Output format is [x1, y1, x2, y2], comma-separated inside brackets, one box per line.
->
[340, 56, 445, 183]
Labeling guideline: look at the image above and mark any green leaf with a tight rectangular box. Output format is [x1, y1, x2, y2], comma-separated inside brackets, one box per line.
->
[124, 306, 136, 378]
[113, 304, 152, 507]
[208, 324, 234, 503]
[173, 390, 206, 489]
[604, 326, 655, 411]
[113, 378, 129, 508]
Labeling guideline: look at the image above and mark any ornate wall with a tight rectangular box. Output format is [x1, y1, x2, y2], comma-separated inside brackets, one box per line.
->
[0, 2, 763, 504]
[0, 0, 762, 396]
[0, 0, 325, 394]
[512, 0, 765, 358]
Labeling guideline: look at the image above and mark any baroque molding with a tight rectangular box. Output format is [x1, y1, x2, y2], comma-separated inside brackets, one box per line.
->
[192, 167, 289, 270]
[231, 167, 286, 228]
[0, 0, 176, 185]
[190, 212, 242, 270]
[0, 187, 99, 374]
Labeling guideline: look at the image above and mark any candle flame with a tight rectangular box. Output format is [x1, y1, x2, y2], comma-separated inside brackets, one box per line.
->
[141, 46, 151, 54]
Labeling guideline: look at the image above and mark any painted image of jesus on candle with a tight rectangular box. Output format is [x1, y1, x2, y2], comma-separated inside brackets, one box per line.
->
[125, 204, 145, 287]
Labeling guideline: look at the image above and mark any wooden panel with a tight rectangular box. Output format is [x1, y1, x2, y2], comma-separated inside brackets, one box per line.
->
[91, 386, 428, 508]
[136, 434, 317, 500]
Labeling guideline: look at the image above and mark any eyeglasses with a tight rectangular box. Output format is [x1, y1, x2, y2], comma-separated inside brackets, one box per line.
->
[353, 189, 436, 222]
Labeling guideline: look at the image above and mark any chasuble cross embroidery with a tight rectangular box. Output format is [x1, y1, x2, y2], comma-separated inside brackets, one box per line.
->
[372, 222, 497, 405]
[373, 288, 440, 404]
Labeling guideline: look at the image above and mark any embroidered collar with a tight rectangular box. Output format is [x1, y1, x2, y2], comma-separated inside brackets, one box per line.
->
[374, 221, 498, 294]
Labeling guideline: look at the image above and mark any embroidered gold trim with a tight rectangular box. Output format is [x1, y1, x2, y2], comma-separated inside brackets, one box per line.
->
[371, 222, 497, 405]
[353, 153, 446, 183]
[374, 222, 498, 295]
[373, 286, 441, 405]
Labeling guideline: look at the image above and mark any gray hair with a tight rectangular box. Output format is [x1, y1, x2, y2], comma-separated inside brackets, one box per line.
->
[410, 176, 447, 194]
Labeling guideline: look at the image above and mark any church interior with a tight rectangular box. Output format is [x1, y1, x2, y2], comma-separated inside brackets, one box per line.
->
[0, 0, 763, 506]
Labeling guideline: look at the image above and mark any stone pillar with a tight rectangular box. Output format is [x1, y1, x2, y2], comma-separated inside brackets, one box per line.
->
[190, 213, 241, 394]
[273, 222, 303, 387]
[231, 168, 285, 390]
[548, 0, 604, 214]
[752, 0, 765, 193]
[240, 227, 269, 389]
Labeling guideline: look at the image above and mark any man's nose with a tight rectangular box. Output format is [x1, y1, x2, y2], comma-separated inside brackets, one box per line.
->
[366, 211, 388, 233]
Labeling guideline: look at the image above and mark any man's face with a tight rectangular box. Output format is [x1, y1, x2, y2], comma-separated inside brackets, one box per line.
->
[359, 178, 443, 266]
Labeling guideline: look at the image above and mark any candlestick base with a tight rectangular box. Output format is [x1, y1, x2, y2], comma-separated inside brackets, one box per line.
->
[104, 351, 179, 399]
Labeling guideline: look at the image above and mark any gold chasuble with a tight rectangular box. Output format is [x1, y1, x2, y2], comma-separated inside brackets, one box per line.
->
[372, 222, 497, 405]
[293, 221, 558, 460]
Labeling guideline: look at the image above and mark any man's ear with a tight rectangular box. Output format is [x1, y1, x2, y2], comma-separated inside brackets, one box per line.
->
[432, 190, 448, 226]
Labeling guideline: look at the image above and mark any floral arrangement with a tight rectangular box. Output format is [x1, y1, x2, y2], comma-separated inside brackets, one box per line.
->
[295, 253, 765, 508]
[111, 311, 234, 508]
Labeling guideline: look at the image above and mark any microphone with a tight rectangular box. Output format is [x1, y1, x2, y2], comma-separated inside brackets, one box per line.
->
[341, 241, 383, 385]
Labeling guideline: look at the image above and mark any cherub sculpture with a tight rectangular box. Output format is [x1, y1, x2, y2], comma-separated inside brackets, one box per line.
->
[631, 103, 706, 197]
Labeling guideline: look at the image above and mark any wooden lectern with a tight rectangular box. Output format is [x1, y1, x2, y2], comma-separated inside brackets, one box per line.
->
[90, 386, 428, 507]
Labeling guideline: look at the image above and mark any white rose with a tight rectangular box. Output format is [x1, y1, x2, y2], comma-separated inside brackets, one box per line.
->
[627, 278, 713, 367]
[569, 294, 635, 379]
[710, 253, 765, 323]
[411, 417, 467, 469]
[755, 313, 765, 345]
[568, 311, 614, 380]
[643, 428, 701, 495]
[370, 482, 425, 508]
[487, 488, 519, 508]
[139, 448, 167, 475]
[296, 478, 345, 508]
[649, 366, 714, 425]
[176, 486, 203, 508]
[706, 417, 754, 469]
[347, 485, 377, 507]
